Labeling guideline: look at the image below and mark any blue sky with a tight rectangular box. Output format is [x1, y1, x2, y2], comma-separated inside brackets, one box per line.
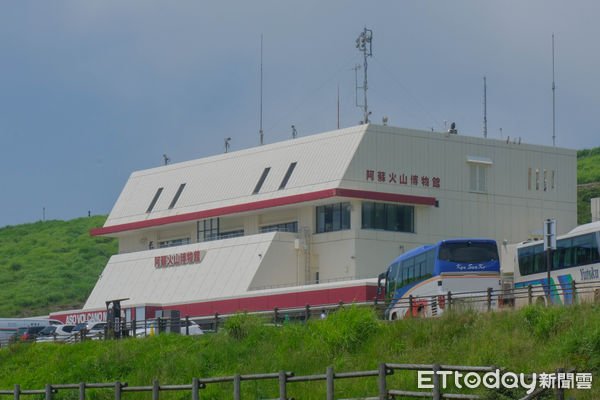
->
[1, 1, 598, 227]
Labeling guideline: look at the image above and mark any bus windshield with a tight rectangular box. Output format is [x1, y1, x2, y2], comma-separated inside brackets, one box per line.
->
[438, 241, 498, 264]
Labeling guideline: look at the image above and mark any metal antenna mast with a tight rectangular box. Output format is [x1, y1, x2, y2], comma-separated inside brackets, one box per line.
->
[355, 27, 373, 124]
[552, 33, 556, 147]
[483, 76, 487, 138]
[259, 34, 264, 145]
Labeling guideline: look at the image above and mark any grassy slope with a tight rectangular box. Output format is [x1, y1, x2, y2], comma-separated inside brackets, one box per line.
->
[0, 216, 116, 317]
[577, 147, 600, 224]
[1, 305, 599, 399]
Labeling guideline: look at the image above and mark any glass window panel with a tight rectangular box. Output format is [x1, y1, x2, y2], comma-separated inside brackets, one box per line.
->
[341, 203, 351, 230]
[332, 203, 341, 231]
[470, 164, 477, 191]
[361, 202, 372, 229]
[374, 203, 385, 229]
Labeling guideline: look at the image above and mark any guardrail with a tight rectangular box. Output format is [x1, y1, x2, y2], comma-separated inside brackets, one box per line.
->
[0, 362, 572, 400]
[3, 280, 600, 347]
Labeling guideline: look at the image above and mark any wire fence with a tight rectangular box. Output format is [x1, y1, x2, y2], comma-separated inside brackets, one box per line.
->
[0, 362, 574, 400]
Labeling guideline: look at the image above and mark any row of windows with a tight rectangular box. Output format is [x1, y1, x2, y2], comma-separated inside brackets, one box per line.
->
[147, 184, 187, 213]
[156, 201, 416, 248]
[260, 221, 298, 233]
[387, 248, 436, 295]
[316, 203, 351, 233]
[528, 168, 555, 191]
[361, 202, 414, 233]
[253, 162, 298, 194]
[518, 232, 600, 276]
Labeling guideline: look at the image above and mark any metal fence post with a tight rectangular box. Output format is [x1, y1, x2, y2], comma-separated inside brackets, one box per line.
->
[79, 382, 85, 400]
[556, 368, 565, 400]
[214, 312, 219, 333]
[13, 384, 20, 400]
[274, 307, 279, 325]
[152, 380, 159, 400]
[447, 291, 452, 311]
[432, 364, 441, 400]
[192, 378, 200, 400]
[378, 362, 387, 400]
[185, 315, 190, 336]
[114, 381, 121, 400]
[233, 374, 241, 400]
[528, 284, 533, 305]
[326, 366, 334, 400]
[487, 287, 492, 312]
[45, 384, 52, 400]
[279, 370, 287, 400]
[339, 301, 344, 310]
[305, 304, 311, 322]
[571, 280, 577, 305]
[409, 295, 414, 318]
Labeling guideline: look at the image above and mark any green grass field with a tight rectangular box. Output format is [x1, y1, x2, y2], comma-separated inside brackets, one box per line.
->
[0, 216, 116, 317]
[1, 305, 598, 399]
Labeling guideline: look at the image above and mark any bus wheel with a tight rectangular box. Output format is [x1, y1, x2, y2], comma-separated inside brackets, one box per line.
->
[391, 312, 397, 321]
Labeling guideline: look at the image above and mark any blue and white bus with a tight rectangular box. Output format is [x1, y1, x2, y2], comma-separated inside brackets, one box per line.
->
[380, 239, 501, 320]
[513, 221, 600, 305]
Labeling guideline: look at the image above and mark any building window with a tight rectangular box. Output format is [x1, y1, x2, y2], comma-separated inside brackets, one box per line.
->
[169, 183, 186, 209]
[253, 167, 271, 194]
[279, 162, 297, 190]
[361, 202, 414, 233]
[469, 164, 487, 192]
[316, 203, 351, 233]
[159, 238, 191, 248]
[551, 170, 555, 189]
[219, 230, 244, 239]
[260, 221, 298, 233]
[198, 218, 220, 242]
[146, 188, 164, 213]
[528, 168, 532, 190]
[536, 168, 540, 190]
[543, 169, 548, 191]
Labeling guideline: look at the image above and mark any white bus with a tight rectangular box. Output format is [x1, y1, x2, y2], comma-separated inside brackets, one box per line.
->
[513, 221, 600, 305]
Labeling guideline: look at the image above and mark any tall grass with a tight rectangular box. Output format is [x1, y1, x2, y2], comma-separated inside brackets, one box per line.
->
[0, 216, 116, 317]
[1, 305, 599, 399]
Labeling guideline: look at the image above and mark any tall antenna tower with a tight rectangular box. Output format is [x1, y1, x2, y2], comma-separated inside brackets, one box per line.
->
[259, 34, 264, 145]
[552, 33, 556, 147]
[355, 27, 373, 124]
[483, 76, 487, 138]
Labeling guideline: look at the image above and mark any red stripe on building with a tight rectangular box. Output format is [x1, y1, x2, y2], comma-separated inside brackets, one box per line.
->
[91, 188, 436, 236]
[51, 284, 379, 323]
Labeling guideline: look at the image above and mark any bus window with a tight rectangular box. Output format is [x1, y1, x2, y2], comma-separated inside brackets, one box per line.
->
[573, 233, 596, 266]
[439, 241, 499, 263]
[415, 253, 426, 279]
[426, 249, 435, 275]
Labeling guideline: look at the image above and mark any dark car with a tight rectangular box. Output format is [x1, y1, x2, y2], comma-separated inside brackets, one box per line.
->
[21, 326, 46, 342]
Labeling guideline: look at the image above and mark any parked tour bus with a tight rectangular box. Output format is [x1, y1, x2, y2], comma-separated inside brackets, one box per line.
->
[513, 221, 600, 306]
[379, 239, 501, 320]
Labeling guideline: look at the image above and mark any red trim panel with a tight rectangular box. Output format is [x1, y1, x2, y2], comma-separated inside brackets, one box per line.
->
[52, 285, 379, 323]
[91, 188, 436, 236]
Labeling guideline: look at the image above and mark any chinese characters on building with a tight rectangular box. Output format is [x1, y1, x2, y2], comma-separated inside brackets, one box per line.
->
[154, 250, 204, 268]
[366, 169, 440, 188]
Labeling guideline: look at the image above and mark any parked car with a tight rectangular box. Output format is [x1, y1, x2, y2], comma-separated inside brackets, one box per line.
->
[20, 326, 47, 342]
[181, 320, 204, 336]
[85, 322, 106, 340]
[36, 325, 75, 343]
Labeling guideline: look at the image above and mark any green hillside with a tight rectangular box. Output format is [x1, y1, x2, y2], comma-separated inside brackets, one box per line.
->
[577, 147, 600, 224]
[0, 216, 116, 317]
[1, 305, 599, 399]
